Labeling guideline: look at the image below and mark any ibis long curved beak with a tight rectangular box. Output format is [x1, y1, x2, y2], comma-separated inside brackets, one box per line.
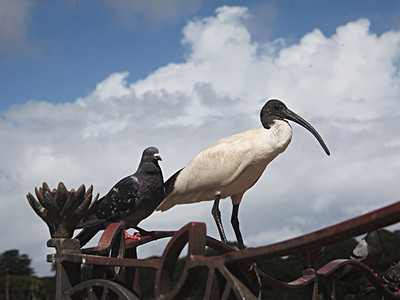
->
[283, 108, 330, 156]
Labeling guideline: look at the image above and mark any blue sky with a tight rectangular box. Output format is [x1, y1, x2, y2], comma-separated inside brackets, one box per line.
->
[1, 0, 399, 110]
[1, 0, 400, 277]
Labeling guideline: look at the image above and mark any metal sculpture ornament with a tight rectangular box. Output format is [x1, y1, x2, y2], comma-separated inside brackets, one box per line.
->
[27, 182, 97, 238]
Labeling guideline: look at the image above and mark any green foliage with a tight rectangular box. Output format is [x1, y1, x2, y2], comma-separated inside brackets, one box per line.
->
[0, 249, 55, 300]
[0, 275, 48, 300]
[39, 276, 56, 299]
[375, 230, 400, 273]
[0, 249, 34, 277]
[137, 267, 157, 298]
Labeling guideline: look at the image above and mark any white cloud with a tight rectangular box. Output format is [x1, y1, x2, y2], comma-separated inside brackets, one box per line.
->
[1, 6, 400, 276]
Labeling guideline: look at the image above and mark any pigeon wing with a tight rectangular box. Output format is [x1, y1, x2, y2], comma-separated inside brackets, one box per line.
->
[383, 263, 400, 285]
[95, 175, 142, 222]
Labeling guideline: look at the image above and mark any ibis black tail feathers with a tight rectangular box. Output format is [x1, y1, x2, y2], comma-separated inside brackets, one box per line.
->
[164, 168, 182, 198]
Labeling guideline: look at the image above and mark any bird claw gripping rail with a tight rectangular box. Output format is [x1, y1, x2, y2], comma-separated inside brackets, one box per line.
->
[28, 182, 400, 299]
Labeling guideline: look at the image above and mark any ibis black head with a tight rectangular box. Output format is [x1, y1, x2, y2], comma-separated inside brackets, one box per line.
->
[142, 147, 162, 161]
[260, 99, 330, 155]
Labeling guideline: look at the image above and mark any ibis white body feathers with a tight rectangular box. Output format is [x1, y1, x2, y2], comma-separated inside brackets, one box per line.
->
[157, 121, 292, 211]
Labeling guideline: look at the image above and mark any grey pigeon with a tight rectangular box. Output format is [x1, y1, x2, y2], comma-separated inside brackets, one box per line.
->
[339, 231, 383, 279]
[76, 147, 164, 246]
[383, 262, 400, 292]
[350, 230, 383, 265]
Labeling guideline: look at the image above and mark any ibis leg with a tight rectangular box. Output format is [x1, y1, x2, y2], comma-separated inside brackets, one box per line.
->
[231, 203, 262, 298]
[231, 203, 245, 249]
[212, 193, 228, 243]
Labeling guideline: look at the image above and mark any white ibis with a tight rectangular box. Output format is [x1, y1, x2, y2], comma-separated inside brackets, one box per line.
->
[157, 99, 330, 249]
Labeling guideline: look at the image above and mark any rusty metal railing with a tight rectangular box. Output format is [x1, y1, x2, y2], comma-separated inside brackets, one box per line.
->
[28, 183, 400, 299]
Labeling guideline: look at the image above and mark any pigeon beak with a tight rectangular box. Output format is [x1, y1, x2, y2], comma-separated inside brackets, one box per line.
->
[283, 108, 330, 156]
[154, 153, 162, 161]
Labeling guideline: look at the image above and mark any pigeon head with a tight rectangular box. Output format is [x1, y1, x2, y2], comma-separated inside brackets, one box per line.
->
[365, 230, 382, 247]
[142, 147, 162, 162]
[260, 99, 330, 156]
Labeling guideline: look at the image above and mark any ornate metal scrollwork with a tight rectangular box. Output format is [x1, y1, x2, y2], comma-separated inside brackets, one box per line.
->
[27, 182, 96, 238]
[26, 182, 400, 299]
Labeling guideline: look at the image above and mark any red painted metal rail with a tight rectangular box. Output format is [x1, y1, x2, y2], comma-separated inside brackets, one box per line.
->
[46, 199, 400, 299]
[28, 182, 400, 299]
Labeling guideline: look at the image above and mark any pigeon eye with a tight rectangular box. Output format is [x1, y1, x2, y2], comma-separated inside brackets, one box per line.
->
[145, 152, 149, 156]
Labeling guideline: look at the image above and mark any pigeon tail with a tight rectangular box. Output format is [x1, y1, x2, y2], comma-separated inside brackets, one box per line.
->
[76, 212, 100, 229]
[75, 223, 105, 247]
